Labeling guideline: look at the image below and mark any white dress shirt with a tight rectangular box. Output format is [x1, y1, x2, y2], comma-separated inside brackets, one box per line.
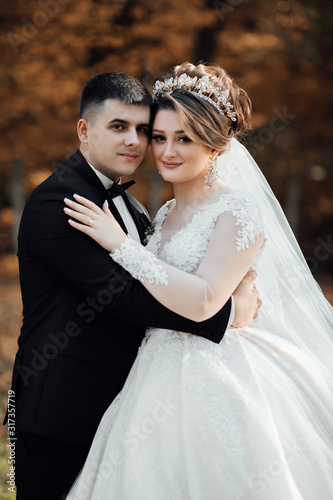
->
[88, 163, 141, 243]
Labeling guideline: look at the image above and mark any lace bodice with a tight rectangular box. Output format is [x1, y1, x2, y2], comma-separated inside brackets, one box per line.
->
[111, 190, 265, 322]
[146, 190, 265, 274]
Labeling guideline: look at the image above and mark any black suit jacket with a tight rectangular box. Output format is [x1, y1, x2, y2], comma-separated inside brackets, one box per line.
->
[5, 150, 231, 445]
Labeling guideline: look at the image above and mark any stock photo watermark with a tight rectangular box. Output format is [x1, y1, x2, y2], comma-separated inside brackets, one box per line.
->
[72, 397, 178, 498]
[246, 107, 296, 159]
[6, 390, 16, 494]
[213, 0, 243, 22]
[8, 0, 70, 54]
[306, 234, 333, 273]
[236, 438, 306, 499]
[17, 266, 133, 386]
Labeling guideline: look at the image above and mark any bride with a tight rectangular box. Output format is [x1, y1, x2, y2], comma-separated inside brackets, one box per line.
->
[64, 62, 333, 499]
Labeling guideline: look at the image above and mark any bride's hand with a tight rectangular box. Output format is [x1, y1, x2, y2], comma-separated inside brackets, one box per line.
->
[231, 270, 262, 328]
[64, 194, 127, 252]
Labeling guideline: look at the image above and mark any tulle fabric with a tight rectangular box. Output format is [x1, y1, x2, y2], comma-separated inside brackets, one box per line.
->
[67, 327, 333, 500]
[66, 139, 333, 499]
[217, 139, 333, 373]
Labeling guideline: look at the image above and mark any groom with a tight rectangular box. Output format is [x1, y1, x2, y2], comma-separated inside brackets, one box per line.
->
[5, 71, 260, 499]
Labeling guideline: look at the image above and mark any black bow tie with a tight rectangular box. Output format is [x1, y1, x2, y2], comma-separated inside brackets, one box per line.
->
[107, 180, 136, 199]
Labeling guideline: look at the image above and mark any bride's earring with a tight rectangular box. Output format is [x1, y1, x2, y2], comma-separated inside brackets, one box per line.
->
[205, 158, 219, 186]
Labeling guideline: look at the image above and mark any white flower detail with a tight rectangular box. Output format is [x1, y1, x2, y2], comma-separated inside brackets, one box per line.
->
[147, 190, 266, 273]
[110, 191, 265, 288]
[111, 238, 168, 286]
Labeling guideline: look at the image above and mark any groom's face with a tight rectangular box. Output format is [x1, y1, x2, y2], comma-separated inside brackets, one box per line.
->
[78, 99, 150, 182]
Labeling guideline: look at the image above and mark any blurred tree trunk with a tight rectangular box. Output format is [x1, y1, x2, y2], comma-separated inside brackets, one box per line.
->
[285, 177, 300, 238]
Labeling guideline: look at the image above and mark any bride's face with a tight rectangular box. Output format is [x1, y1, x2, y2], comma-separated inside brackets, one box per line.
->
[151, 110, 214, 185]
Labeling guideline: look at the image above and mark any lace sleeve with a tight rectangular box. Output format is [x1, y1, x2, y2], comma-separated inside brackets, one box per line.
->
[110, 195, 265, 322]
[111, 238, 168, 286]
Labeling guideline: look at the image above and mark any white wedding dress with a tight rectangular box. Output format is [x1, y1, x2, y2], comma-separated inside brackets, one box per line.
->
[67, 189, 333, 500]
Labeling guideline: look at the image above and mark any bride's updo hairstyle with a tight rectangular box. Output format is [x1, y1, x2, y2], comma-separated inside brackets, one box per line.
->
[152, 62, 252, 154]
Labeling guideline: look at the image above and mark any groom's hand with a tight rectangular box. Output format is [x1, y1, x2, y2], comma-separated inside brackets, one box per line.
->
[231, 270, 262, 328]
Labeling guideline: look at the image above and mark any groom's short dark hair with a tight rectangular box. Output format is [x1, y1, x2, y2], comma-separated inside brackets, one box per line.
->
[80, 72, 152, 121]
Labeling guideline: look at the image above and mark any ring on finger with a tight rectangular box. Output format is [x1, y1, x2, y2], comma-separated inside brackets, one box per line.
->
[87, 219, 94, 227]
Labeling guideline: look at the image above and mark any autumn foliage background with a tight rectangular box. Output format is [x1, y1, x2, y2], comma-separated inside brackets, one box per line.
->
[0, 0, 333, 495]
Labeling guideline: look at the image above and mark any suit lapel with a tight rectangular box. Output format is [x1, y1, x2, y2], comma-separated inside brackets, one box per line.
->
[71, 150, 128, 233]
[108, 198, 129, 235]
[71, 150, 146, 238]
[122, 193, 148, 244]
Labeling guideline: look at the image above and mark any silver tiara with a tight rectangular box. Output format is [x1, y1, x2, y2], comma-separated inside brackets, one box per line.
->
[152, 74, 237, 122]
